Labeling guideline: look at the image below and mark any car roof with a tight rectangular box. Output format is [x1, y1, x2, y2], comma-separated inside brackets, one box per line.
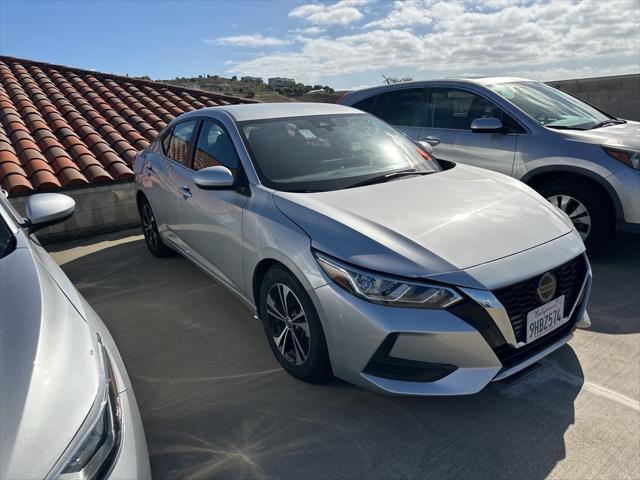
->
[342, 77, 534, 98]
[184, 102, 363, 122]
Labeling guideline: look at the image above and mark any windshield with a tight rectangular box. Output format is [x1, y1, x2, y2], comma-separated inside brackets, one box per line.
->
[239, 113, 440, 192]
[488, 81, 612, 130]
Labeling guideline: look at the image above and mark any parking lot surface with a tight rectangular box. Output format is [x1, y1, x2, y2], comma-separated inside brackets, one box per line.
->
[50, 232, 640, 480]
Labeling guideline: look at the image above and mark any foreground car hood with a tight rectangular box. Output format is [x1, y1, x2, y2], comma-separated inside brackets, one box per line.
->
[560, 120, 640, 150]
[0, 247, 98, 480]
[274, 164, 573, 275]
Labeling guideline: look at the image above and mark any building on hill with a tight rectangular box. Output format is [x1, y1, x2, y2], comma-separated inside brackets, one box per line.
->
[241, 76, 263, 84]
[0, 55, 256, 195]
[268, 77, 295, 88]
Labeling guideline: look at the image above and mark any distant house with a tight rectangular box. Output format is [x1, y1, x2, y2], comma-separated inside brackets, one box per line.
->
[268, 77, 295, 88]
[0, 55, 255, 195]
[241, 76, 263, 84]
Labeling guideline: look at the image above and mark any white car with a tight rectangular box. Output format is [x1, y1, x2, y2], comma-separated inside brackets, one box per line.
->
[0, 191, 151, 479]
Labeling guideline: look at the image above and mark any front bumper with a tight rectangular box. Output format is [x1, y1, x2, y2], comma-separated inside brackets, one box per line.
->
[107, 387, 152, 479]
[311, 255, 592, 396]
[607, 166, 640, 225]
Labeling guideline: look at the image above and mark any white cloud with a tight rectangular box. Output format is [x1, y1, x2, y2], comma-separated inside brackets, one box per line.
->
[364, 1, 433, 29]
[289, 26, 327, 35]
[289, 0, 371, 26]
[228, 0, 640, 84]
[208, 34, 288, 47]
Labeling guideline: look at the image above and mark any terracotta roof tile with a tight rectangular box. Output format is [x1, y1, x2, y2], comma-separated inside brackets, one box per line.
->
[31, 170, 61, 189]
[0, 55, 255, 195]
[2, 172, 32, 193]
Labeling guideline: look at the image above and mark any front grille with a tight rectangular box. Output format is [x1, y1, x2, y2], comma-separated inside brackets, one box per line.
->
[493, 255, 588, 344]
[494, 285, 587, 369]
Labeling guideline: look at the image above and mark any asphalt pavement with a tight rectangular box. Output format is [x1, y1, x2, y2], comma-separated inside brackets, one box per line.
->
[49, 231, 640, 480]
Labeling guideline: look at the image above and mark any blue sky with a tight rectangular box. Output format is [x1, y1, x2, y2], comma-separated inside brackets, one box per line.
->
[1, 0, 638, 90]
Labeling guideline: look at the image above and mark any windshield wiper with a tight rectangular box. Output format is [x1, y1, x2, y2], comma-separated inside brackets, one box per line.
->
[546, 125, 588, 130]
[346, 169, 430, 189]
[590, 118, 627, 129]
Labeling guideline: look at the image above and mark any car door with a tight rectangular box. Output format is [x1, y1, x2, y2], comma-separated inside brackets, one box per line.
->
[360, 87, 428, 140]
[145, 120, 198, 243]
[419, 87, 521, 175]
[173, 118, 248, 293]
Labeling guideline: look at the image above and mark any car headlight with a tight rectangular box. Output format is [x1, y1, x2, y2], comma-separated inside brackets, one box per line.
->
[603, 146, 640, 170]
[46, 336, 122, 480]
[314, 251, 462, 308]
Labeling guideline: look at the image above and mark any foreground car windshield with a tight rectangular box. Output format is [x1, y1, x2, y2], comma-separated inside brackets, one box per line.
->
[488, 81, 612, 130]
[240, 113, 440, 192]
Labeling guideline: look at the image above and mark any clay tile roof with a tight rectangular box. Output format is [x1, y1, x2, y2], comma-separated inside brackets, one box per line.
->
[0, 55, 256, 195]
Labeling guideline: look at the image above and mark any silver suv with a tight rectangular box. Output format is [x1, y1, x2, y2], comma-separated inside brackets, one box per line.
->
[339, 78, 640, 249]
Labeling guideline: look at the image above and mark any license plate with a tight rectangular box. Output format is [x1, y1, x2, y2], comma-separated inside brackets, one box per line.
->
[526, 295, 566, 343]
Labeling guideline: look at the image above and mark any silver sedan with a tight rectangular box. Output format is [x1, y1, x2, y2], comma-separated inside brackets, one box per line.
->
[134, 103, 592, 396]
[0, 192, 151, 479]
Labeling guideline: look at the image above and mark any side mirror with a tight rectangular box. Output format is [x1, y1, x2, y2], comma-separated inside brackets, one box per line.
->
[26, 193, 75, 233]
[417, 141, 434, 154]
[470, 117, 503, 133]
[193, 166, 235, 189]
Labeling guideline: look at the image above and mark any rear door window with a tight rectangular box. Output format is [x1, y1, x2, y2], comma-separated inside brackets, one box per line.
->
[372, 88, 428, 127]
[165, 120, 197, 167]
[352, 95, 378, 113]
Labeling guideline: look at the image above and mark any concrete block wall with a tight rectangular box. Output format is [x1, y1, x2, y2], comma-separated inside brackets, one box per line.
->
[9, 182, 139, 244]
[546, 74, 640, 121]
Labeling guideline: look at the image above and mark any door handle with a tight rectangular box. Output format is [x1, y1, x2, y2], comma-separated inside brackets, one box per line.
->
[419, 136, 441, 147]
[181, 186, 192, 199]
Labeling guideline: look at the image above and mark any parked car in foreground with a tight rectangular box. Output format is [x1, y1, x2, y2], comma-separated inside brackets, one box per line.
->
[0, 191, 150, 479]
[134, 103, 592, 396]
[339, 78, 640, 249]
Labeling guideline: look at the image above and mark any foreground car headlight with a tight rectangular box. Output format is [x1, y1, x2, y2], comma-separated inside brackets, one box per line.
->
[603, 146, 640, 170]
[314, 252, 462, 308]
[47, 336, 122, 480]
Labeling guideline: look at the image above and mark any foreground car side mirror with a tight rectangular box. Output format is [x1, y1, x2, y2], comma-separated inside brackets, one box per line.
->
[470, 117, 503, 132]
[193, 166, 235, 189]
[26, 193, 75, 233]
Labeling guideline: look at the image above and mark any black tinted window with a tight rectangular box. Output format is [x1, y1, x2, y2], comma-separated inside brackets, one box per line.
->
[166, 120, 197, 166]
[373, 88, 427, 127]
[0, 217, 15, 259]
[352, 95, 377, 113]
[193, 120, 240, 174]
[430, 88, 521, 131]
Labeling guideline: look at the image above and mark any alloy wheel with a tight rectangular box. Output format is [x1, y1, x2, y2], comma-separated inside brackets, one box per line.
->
[547, 194, 592, 241]
[142, 203, 159, 251]
[266, 283, 310, 365]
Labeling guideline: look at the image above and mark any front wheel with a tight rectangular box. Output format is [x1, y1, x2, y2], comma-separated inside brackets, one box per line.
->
[259, 266, 332, 383]
[537, 179, 612, 250]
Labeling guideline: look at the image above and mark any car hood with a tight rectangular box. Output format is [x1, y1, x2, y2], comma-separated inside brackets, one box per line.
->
[273, 164, 573, 278]
[0, 246, 99, 480]
[560, 120, 640, 150]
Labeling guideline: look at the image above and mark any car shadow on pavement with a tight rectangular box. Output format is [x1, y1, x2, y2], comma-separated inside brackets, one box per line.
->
[586, 233, 640, 335]
[55, 237, 586, 480]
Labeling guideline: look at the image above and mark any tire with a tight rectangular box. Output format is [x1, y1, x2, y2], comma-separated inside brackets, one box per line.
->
[536, 179, 612, 251]
[259, 266, 332, 383]
[139, 197, 173, 258]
